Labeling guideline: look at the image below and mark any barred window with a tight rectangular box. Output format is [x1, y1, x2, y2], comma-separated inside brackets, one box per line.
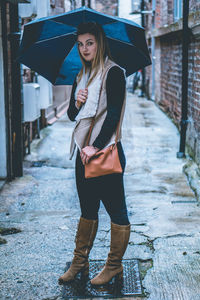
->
[174, 0, 182, 21]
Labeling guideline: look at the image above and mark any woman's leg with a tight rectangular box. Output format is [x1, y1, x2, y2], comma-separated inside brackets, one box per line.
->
[100, 142, 129, 225]
[75, 150, 101, 220]
[100, 173, 129, 225]
[59, 151, 100, 283]
[90, 143, 130, 285]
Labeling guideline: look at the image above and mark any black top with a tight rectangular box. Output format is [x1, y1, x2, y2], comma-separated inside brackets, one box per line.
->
[67, 66, 126, 150]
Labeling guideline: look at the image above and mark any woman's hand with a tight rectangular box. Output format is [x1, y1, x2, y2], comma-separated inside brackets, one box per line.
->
[80, 146, 99, 165]
[76, 88, 88, 109]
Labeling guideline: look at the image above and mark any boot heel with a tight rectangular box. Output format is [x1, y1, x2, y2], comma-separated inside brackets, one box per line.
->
[81, 266, 89, 277]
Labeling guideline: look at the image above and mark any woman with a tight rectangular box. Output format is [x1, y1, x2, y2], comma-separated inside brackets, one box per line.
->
[59, 22, 130, 285]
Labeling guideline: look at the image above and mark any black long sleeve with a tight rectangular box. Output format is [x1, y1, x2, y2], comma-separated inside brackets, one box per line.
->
[93, 66, 125, 149]
[67, 79, 80, 121]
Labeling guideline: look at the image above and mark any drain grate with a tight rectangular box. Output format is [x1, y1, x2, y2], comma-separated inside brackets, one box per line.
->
[171, 200, 197, 204]
[31, 161, 46, 167]
[61, 259, 142, 299]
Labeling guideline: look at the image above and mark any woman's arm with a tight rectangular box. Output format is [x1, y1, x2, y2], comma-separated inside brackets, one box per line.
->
[92, 66, 126, 149]
[67, 79, 79, 121]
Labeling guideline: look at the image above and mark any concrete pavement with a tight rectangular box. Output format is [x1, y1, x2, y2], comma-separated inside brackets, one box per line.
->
[0, 92, 200, 300]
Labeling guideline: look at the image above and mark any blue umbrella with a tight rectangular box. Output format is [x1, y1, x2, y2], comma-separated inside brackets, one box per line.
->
[18, 6, 151, 85]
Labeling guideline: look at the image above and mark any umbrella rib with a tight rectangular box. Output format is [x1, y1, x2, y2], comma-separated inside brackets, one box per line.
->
[107, 36, 150, 60]
[44, 19, 77, 31]
[34, 31, 77, 44]
[107, 36, 134, 47]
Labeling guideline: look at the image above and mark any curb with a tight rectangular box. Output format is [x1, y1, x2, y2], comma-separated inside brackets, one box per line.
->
[183, 159, 200, 203]
[0, 180, 6, 192]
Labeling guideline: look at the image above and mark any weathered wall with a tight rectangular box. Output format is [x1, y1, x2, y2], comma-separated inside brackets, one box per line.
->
[190, 0, 200, 12]
[186, 36, 200, 162]
[159, 33, 182, 122]
[145, 0, 200, 165]
[95, 0, 117, 15]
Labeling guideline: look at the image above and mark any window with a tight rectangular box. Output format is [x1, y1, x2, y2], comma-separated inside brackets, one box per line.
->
[174, 0, 182, 21]
[132, 0, 141, 13]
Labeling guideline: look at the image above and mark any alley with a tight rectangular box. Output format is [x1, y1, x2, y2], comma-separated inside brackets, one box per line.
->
[1, 92, 200, 300]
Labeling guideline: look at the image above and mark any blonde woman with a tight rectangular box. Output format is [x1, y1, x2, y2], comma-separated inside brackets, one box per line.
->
[59, 22, 130, 285]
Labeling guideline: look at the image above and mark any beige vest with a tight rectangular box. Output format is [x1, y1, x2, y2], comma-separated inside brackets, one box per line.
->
[69, 59, 126, 159]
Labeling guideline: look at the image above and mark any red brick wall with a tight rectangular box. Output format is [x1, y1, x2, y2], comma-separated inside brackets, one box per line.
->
[145, 0, 200, 163]
[190, 0, 200, 12]
[161, 0, 168, 26]
[157, 0, 174, 27]
[188, 37, 200, 136]
[155, 0, 162, 28]
[95, 0, 117, 16]
[167, 0, 173, 23]
[159, 33, 182, 123]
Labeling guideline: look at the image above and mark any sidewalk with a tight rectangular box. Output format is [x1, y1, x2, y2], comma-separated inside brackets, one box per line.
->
[1, 92, 200, 300]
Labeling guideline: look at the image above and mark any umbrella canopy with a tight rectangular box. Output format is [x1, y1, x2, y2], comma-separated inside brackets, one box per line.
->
[18, 6, 151, 85]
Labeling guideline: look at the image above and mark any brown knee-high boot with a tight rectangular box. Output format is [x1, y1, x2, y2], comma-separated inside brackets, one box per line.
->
[58, 217, 98, 283]
[90, 222, 130, 285]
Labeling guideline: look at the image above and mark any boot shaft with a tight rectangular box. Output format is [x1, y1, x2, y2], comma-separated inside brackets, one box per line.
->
[107, 222, 131, 264]
[74, 217, 98, 257]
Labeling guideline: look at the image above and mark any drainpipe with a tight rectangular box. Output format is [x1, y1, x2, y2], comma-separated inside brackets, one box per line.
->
[8, 2, 23, 177]
[1, 1, 12, 180]
[151, 0, 156, 101]
[140, 0, 146, 97]
[177, 0, 189, 158]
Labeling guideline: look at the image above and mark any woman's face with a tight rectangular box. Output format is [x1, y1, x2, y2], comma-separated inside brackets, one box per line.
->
[77, 33, 97, 62]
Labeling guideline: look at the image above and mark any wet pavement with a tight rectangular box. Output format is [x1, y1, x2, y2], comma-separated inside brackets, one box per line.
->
[1, 92, 200, 300]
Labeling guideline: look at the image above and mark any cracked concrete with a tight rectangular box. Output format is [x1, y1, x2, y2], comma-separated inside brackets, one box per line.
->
[0, 92, 200, 299]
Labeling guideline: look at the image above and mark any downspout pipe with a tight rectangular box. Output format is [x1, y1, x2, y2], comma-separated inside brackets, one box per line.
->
[151, 0, 156, 101]
[1, 1, 12, 181]
[140, 0, 146, 97]
[177, 0, 190, 158]
[8, 2, 23, 177]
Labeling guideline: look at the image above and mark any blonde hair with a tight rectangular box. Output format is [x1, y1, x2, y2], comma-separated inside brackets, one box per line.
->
[76, 22, 112, 87]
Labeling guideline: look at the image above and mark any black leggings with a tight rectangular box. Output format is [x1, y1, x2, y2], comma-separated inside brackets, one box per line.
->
[75, 142, 130, 225]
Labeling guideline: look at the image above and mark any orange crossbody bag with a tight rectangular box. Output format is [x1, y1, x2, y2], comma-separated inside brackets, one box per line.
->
[84, 120, 122, 179]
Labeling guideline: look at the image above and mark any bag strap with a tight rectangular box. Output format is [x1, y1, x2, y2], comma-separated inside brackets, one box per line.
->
[86, 117, 121, 147]
[85, 64, 125, 147]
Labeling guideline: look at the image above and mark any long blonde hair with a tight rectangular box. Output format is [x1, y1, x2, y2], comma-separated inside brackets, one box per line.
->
[76, 22, 112, 87]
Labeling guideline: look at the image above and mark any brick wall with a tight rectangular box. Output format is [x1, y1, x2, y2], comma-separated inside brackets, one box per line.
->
[187, 37, 200, 162]
[95, 0, 117, 15]
[145, 0, 200, 164]
[159, 33, 182, 123]
[190, 0, 200, 12]
[167, 0, 173, 23]
[155, 0, 162, 28]
[161, 0, 168, 26]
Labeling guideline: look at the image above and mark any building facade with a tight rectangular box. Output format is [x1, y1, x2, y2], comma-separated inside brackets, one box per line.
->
[145, 0, 200, 165]
[0, 0, 96, 180]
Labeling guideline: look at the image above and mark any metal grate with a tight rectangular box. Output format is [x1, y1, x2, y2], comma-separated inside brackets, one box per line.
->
[31, 161, 46, 167]
[61, 259, 142, 299]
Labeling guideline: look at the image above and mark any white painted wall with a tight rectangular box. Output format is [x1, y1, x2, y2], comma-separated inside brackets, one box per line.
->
[19, 0, 37, 18]
[0, 12, 7, 179]
[64, 0, 71, 11]
[36, 0, 51, 18]
[118, 0, 141, 25]
[19, 0, 51, 19]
